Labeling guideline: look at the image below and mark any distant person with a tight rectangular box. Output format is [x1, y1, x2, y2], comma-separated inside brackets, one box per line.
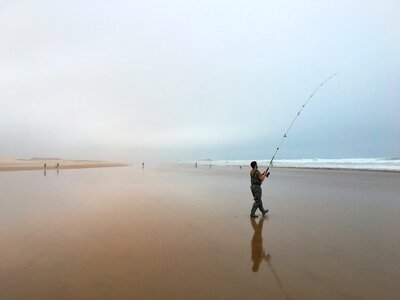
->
[56, 163, 59, 168]
[195, 162, 197, 168]
[250, 161, 270, 218]
[44, 163, 47, 169]
[142, 162, 144, 169]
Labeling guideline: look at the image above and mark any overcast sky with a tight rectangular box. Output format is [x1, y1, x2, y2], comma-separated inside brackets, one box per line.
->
[1, 0, 399, 162]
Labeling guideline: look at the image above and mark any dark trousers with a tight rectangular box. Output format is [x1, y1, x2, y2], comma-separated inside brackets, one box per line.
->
[250, 185, 266, 215]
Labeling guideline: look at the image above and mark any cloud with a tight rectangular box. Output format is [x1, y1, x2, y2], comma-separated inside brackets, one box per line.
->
[1, 0, 399, 160]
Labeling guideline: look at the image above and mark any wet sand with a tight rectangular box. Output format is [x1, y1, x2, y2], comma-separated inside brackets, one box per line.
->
[0, 158, 128, 172]
[0, 165, 399, 299]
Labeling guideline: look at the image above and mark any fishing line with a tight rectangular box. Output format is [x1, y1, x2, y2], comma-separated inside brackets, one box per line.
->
[266, 73, 338, 172]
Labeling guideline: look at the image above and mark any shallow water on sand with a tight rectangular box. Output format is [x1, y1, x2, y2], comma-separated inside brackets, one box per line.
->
[0, 166, 399, 299]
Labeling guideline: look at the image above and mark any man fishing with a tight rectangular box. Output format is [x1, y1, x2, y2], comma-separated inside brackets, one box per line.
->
[250, 161, 270, 218]
[248, 75, 337, 217]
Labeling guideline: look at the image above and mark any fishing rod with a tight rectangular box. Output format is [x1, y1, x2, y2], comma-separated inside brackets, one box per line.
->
[265, 73, 338, 174]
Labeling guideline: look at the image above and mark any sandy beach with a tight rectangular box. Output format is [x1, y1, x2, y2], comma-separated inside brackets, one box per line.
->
[0, 158, 128, 172]
[0, 164, 399, 299]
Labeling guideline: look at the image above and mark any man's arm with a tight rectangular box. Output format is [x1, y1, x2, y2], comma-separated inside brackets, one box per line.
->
[258, 171, 270, 182]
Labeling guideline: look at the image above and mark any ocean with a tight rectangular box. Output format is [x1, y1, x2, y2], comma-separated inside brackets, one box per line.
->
[194, 158, 400, 172]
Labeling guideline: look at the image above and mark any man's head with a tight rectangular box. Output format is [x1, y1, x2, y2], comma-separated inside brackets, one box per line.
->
[250, 161, 257, 169]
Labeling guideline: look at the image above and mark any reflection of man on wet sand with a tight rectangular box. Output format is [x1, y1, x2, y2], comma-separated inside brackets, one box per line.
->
[250, 218, 290, 299]
[251, 217, 270, 272]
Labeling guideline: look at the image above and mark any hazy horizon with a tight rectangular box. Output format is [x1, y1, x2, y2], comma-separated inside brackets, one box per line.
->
[1, 1, 399, 162]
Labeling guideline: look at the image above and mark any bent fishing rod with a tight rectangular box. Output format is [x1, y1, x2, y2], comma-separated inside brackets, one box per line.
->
[264, 73, 338, 175]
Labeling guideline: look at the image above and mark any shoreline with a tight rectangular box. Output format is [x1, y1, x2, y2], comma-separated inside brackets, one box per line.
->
[0, 158, 129, 172]
[178, 163, 400, 174]
[191, 157, 400, 173]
